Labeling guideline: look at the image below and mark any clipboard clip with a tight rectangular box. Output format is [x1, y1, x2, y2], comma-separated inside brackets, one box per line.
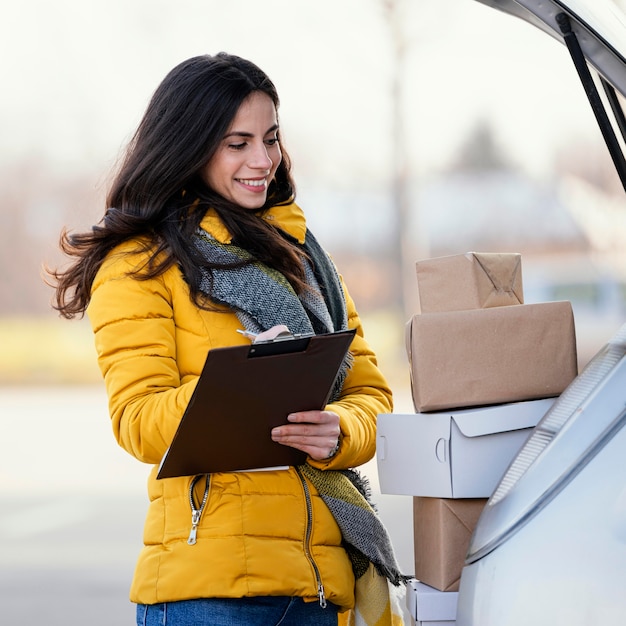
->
[237, 329, 313, 344]
[244, 331, 316, 358]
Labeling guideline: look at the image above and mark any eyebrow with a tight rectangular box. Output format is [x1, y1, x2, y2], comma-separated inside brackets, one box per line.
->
[224, 124, 279, 139]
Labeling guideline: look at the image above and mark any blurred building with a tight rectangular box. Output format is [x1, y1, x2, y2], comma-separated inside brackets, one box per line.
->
[302, 135, 626, 368]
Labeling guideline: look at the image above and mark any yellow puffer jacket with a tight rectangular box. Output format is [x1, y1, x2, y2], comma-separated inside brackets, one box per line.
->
[87, 201, 393, 610]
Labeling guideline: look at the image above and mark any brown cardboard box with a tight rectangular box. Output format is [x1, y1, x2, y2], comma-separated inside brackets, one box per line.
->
[415, 252, 523, 314]
[413, 497, 487, 592]
[406, 301, 577, 412]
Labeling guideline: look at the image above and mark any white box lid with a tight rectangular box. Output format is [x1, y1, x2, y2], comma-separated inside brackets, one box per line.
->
[377, 398, 555, 498]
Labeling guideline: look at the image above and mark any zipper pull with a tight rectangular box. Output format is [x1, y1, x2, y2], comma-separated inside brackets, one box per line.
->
[318, 582, 327, 609]
[187, 510, 201, 545]
[187, 474, 210, 546]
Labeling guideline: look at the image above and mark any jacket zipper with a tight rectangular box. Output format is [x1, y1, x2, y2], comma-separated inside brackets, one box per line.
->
[187, 474, 210, 545]
[295, 466, 327, 609]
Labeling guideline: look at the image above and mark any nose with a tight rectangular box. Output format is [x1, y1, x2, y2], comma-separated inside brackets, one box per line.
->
[249, 141, 273, 170]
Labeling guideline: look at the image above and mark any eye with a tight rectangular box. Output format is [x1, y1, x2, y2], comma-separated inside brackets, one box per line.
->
[265, 134, 279, 146]
[228, 142, 247, 151]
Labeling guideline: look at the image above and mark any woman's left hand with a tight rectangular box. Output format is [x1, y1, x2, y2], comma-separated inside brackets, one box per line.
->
[271, 410, 341, 461]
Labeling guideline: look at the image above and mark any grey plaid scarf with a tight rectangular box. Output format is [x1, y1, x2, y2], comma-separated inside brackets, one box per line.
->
[192, 224, 407, 588]
[193, 227, 344, 338]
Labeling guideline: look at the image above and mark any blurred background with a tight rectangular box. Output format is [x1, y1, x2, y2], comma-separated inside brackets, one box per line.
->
[1, 0, 625, 623]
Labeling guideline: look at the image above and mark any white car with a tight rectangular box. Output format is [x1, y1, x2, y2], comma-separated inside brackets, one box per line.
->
[457, 1, 626, 624]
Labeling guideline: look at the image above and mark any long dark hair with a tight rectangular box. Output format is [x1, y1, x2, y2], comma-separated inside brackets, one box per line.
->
[50, 53, 307, 319]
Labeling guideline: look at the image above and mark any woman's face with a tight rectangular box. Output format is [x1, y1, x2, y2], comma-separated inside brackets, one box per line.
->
[202, 91, 282, 209]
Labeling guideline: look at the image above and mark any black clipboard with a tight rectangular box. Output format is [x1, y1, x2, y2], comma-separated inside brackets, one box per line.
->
[157, 328, 356, 479]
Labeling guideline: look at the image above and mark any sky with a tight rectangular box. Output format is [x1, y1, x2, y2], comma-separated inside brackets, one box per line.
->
[1, 0, 603, 187]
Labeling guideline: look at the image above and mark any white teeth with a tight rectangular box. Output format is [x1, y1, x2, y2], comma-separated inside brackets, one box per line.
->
[238, 178, 266, 187]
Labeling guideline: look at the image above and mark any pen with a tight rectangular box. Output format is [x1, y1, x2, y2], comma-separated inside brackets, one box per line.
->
[237, 329, 259, 340]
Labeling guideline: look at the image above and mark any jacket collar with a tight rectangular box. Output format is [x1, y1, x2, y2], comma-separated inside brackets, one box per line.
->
[199, 201, 307, 245]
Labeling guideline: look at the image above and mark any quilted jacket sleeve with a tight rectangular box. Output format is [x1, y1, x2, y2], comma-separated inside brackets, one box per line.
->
[87, 246, 199, 465]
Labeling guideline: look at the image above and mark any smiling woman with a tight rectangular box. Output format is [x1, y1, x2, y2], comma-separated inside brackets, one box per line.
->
[45, 52, 405, 626]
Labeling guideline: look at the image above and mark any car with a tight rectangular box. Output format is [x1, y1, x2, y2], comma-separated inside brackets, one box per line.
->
[456, 1, 626, 624]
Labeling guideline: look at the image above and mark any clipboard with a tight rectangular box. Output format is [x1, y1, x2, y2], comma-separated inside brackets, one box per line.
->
[157, 328, 356, 479]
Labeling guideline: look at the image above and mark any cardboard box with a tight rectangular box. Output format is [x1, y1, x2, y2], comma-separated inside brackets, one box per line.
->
[415, 252, 523, 314]
[413, 498, 487, 592]
[406, 579, 459, 625]
[376, 398, 555, 498]
[406, 301, 577, 412]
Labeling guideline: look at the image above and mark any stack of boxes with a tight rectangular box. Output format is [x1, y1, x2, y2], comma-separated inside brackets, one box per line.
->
[376, 252, 579, 625]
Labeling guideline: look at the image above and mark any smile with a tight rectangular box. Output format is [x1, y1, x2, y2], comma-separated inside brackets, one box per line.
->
[236, 178, 267, 188]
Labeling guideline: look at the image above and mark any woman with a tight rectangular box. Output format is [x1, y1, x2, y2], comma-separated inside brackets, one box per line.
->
[51, 53, 403, 626]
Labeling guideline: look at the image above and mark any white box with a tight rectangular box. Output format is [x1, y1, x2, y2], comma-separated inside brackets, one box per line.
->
[377, 398, 554, 498]
[406, 579, 458, 625]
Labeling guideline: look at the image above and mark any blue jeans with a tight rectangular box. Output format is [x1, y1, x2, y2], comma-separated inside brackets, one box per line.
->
[136, 596, 339, 626]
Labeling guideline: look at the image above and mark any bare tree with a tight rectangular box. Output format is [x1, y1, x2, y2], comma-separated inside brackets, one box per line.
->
[381, 0, 437, 317]
[382, 0, 415, 317]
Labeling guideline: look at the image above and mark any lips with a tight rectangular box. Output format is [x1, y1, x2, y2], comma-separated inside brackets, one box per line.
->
[236, 178, 267, 188]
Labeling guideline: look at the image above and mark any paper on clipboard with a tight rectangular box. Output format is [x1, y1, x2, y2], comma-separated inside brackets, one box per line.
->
[157, 328, 356, 479]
